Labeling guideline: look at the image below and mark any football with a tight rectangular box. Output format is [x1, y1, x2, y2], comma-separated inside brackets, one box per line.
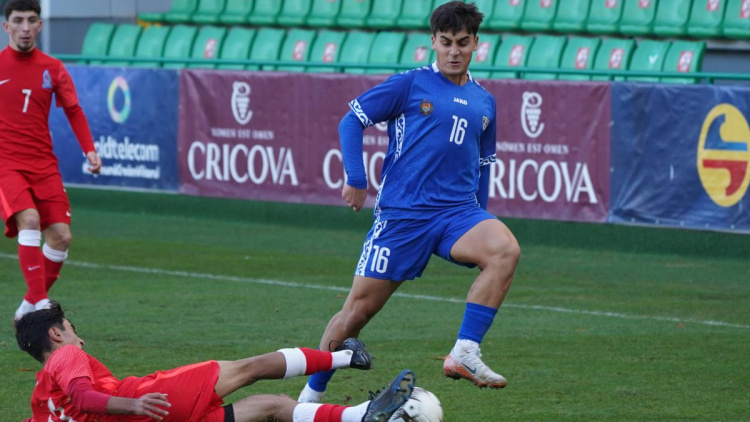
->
[388, 387, 444, 422]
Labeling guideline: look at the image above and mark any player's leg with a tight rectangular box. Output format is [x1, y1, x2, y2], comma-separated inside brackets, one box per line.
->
[299, 276, 400, 402]
[213, 341, 372, 398]
[300, 219, 437, 403]
[13, 208, 49, 319]
[35, 172, 73, 294]
[41, 223, 71, 292]
[224, 369, 415, 422]
[439, 209, 520, 388]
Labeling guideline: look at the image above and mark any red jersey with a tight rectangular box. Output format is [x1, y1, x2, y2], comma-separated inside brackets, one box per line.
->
[0, 46, 92, 173]
[30, 345, 121, 422]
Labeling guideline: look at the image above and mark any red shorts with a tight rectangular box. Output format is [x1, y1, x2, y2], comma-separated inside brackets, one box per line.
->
[0, 169, 71, 238]
[104, 361, 225, 422]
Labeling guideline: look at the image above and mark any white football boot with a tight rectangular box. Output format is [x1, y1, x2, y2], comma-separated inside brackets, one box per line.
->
[443, 339, 507, 388]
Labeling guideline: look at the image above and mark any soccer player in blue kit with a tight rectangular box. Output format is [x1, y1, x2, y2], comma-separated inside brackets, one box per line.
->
[299, 1, 521, 403]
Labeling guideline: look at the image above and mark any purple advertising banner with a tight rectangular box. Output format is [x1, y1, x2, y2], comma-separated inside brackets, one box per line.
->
[482, 80, 611, 222]
[179, 71, 610, 222]
[179, 70, 388, 207]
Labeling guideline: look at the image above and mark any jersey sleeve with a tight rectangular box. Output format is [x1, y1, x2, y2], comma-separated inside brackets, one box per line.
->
[348, 72, 413, 128]
[479, 97, 497, 167]
[54, 64, 80, 108]
[46, 345, 95, 394]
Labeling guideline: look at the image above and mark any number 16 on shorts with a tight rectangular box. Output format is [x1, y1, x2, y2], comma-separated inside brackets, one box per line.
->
[369, 245, 390, 274]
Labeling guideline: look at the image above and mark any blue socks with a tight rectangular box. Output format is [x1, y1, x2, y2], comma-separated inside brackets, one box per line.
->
[308, 368, 336, 392]
[457, 302, 498, 343]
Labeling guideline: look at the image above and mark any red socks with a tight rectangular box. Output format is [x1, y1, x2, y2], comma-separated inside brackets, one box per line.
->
[18, 230, 46, 304]
[313, 404, 347, 422]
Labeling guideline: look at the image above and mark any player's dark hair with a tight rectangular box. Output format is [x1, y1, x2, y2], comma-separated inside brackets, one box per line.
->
[15, 301, 66, 363]
[430, 1, 484, 36]
[4, 0, 41, 20]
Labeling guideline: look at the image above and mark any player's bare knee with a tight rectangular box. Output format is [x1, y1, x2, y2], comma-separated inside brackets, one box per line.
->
[48, 231, 72, 250]
[483, 234, 521, 269]
[16, 213, 40, 230]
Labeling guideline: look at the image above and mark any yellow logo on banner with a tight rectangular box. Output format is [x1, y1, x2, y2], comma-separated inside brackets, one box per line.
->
[697, 104, 750, 207]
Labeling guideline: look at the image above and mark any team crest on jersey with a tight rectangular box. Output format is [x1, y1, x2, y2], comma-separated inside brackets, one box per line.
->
[420, 99, 433, 116]
[482, 116, 490, 131]
[41, 70, 52, 89]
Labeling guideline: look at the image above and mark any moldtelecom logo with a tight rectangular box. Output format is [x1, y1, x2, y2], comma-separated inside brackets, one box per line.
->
[107, 76, 131, 123]
[697, 104, 750, 207]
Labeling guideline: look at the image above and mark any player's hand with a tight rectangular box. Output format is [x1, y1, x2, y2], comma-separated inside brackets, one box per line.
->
[86, 151, 102, 174]
[342, 184, 367, 212]
[132, 393, 170, 420]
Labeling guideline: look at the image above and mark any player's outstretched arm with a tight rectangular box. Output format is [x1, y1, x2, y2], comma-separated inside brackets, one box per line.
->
[107, 393, 171, 420]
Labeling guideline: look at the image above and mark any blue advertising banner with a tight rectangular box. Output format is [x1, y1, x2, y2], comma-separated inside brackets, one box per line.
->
[610, 83, 750, 233]
[50, 65, 179, 191]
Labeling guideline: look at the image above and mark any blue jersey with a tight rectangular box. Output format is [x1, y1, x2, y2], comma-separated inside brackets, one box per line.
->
[346, 63, 497, 220]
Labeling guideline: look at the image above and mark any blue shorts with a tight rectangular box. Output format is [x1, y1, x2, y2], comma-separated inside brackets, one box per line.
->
[354, 206, 497, 281]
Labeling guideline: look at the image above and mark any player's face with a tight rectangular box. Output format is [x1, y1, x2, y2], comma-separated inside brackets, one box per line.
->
[60, 319, 85, 349]
[431, 29, 477, 85]
[3, 10, 42, 52]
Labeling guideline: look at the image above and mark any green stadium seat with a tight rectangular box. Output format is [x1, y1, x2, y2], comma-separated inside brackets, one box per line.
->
[139, 0, 195, 22]
[469, 33, 501, 79]
[591, 37, 634, 81]
[487, 0, 526, 31]
[306, 30, 347, 72]
[367, 0, 404, 29]
[276, 29, 317, 72]
[687, 0, 727, 38]
[522, 35, 566, 80]
[307, 0, 343, 27]
[472, 0, 496, 25]
[188, 26, 228, 69]
[366, 31, 407, 74]
[557, 36, 600, 80]
[396, 0, 433, 29]
[586, 0, 624, 34]
[105, 24, 142, 67]
[192, 0, 227, 24]
[277, 0, 313, 26]
[652, 0, 692, 37]
[522, 0, 560, 32]
[247, 28, 285, 71]
[162, 25, 199, 69]
[164, 0, 199, 23]
[553, 0, 592, 33]
[219, 0, 254, 24]
[217, 28, 256, 70]
[339, 30, 376, 74]
[81, 23, 115, 64]
[660, 41, 705, 84]
[131, 26, 171, 67]
[491, 34, 534, 79]
[626, 39, 669, 82]
[337, 0, 372, 28]
[249, 0, 283, 25]
[619, 0, 657, 35]
[399, 32, 433, 68]
[722, 0, 750, 39]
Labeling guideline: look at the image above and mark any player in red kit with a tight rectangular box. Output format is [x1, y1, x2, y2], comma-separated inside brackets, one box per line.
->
[1, 0, 102, 321]
[15, 301, 416, 422]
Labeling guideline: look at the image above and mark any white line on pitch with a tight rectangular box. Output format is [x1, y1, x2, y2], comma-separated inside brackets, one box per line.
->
[2, 253, 748, 330]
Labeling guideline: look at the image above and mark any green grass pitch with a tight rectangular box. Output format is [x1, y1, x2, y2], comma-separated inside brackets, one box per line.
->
[1, 188, 748, 421]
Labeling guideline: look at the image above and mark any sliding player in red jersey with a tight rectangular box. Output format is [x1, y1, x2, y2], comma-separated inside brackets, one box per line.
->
[1, 0, 102, 321]
[15, 302, 416, 422]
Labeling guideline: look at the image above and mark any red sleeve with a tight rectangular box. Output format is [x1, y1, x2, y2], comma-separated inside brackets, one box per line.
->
[68, 377, 111, 414]
[46, 345, 95, 393]
[55, 64, 79, 108]
[64, 105, 96, 154]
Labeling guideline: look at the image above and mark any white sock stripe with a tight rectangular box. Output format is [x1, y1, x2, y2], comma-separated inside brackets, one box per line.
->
[43, 243, 68, 262]
[18, 230, 42, 247]
[278, 348, 307, 379]
[331, 349, 353, 369]
[292, 403, 322, 422]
